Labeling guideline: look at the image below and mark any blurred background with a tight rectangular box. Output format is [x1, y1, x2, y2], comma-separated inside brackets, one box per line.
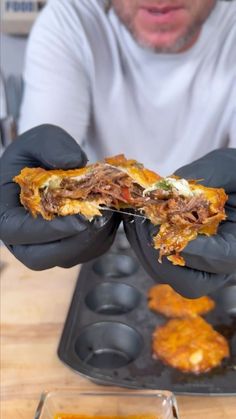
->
[1, 0, 47, 152]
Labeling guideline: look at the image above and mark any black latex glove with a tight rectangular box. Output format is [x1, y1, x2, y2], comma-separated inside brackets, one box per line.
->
[0, 124, 120, 270]
[124, 149, 236, 298]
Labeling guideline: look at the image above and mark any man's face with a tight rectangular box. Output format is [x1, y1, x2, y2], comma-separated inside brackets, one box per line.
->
[111, 0, 217, 53]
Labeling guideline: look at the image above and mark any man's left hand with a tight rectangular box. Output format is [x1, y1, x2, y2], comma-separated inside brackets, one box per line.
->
[123, 148, 236, 298]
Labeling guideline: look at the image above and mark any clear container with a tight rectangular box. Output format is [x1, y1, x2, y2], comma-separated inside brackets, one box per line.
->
[34, 390, 179, 419]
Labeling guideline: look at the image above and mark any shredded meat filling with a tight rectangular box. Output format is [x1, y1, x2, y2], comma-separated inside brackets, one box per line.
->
[166, 196, 210, 226]
[41, 165, 211, 227]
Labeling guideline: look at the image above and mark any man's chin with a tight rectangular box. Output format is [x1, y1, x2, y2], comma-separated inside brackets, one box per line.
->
[132, 28, 200, 54]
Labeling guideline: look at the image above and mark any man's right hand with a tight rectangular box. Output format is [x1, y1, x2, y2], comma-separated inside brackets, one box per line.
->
[0, 124, 120, 270]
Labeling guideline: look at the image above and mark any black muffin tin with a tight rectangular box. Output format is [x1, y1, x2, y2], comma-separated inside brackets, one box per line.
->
[58, 229, 236, 394]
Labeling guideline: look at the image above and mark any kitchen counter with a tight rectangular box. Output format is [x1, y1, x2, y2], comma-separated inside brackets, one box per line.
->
[1, 246, 235, 419]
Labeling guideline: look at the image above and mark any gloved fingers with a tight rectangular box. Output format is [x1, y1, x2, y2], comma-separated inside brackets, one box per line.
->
[0, 206, 89, 245]
[124, 218, 230, 298]
[226, 208, 236, 222]
[155, 260, 231, 299]
[225, 203, 236, 222]
[225, 198, 236, 221]
[227, 193, 236, 207]
[0, 200, 117, 245]
[123, 213, 236, 275]
[175, 148, 236, 192]
[25, 125, 88, 169]
[9, 236, 91, 270]
[182, 221, 236, 275]
[0, 182, 26, 213]
[9, 216, 119, 270]
[1, 124, 88, 181]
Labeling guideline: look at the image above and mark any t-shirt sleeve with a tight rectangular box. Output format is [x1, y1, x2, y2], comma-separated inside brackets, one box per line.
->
[19, 0, 91, 145]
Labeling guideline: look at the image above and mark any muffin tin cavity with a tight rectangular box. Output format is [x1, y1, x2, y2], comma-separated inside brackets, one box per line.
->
[93, 254, 138, 278]
[115, 231, 131, 250]
[74, 322, 143, 369]
[85, 282, 141, 315]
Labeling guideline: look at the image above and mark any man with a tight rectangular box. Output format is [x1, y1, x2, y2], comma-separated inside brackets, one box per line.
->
[19, 0, 236, 174]
[0, 0, 235, 297]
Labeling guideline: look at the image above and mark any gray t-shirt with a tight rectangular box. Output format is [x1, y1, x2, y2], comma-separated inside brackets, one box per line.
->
[19, 0, 236, 175]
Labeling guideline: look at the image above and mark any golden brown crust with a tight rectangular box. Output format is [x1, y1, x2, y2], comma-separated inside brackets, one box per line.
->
[152, 317, 229, 374]
[14, 165, 101, 220]
[14, 154, 228, 266]
[148, 284, 215, 318]
[105, 154, 161, 187]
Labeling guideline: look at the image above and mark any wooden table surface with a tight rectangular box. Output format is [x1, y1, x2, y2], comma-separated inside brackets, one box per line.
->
[1, 246, 235, 419]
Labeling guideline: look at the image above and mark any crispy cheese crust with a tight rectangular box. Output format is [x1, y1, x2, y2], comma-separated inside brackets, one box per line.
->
[13, 166, 104, 221]
[14, 154, 227, 266]
[148, 284, 215, 318]
[152, 317, 229, 374]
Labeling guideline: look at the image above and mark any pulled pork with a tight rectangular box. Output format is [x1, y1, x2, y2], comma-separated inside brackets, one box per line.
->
[41, 164, 211, 230]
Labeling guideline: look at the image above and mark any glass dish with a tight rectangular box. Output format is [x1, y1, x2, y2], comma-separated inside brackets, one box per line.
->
[34, 390, 179, 419]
